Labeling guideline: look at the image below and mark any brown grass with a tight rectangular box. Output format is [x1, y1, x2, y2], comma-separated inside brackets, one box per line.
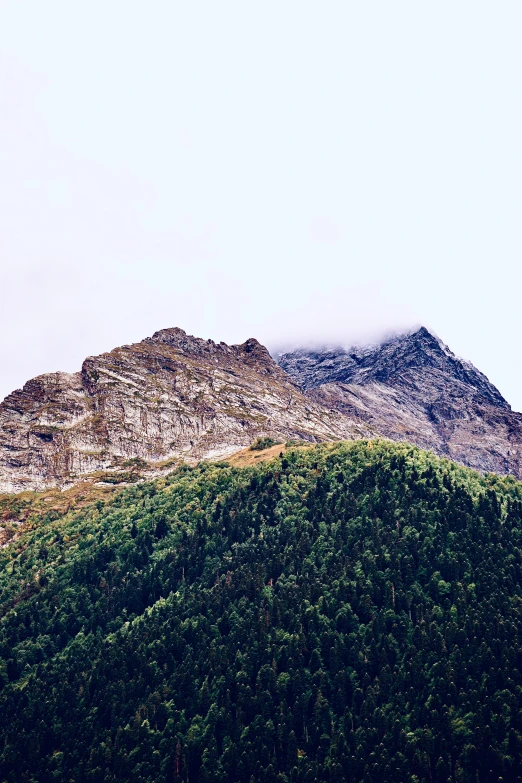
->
[225, 443, 291, 467]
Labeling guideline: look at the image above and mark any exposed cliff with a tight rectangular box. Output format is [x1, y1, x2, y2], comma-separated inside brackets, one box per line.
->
[0, 328, 361, 492]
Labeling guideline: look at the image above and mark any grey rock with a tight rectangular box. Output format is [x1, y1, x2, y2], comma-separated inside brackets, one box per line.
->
[279, 327, 522, 478]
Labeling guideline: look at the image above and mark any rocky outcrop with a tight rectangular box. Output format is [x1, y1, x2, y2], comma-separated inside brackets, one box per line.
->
[279, 327, 522, 479]
[0, 328, 361, 493]
[2, 324, 521, 493]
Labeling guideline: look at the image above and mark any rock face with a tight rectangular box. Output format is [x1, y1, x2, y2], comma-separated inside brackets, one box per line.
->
[1, 325, 521, 492]
[0, 328, 359, 493]
[279, 327, 522, 479]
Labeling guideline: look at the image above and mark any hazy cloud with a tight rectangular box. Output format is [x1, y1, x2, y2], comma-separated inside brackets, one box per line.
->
[1, 2, 521, 410]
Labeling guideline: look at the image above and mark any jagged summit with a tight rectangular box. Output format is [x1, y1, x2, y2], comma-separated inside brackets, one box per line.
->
[145, 328, 277, 371]
[279, 326, 509, 409]
[0, 327, 354, 493]
[278, 326, 521, 478]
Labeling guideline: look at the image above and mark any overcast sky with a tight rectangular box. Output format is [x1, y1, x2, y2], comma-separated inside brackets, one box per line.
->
[1, 2, 521, 409]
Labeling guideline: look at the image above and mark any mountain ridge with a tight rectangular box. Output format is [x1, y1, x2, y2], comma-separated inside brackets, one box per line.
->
[1, 325, 521, 492]
[0, 327, 360, 493]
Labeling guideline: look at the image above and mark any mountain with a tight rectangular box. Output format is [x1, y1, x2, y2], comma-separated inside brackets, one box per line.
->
[279, 327, 507, 405]
[1, 441, 522, 782]
[1, 325, 522, 493]
[279, 327, 522, 479]
[0, 328, 358, 493]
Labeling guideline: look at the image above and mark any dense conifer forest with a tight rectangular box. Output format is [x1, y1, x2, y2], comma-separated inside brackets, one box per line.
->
[1, 440, 522, 782]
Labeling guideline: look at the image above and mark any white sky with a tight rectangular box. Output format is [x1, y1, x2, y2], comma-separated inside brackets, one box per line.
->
[1, 2, 521, 409]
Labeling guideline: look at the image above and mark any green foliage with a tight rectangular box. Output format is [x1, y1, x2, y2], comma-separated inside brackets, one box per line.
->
[285, 439, 309, 448]
[249, 436, 281, 451]
[1, 440, 522, 782]
[95, 470, 141, 484]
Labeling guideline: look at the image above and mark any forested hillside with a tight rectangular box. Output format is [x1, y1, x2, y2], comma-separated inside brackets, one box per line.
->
[1, 441, 522, 782]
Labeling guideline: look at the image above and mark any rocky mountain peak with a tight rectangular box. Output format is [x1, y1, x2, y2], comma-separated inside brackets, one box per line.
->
[145, 328, 273, 365]
[375, 327, 509, 409]
[236, 337, 282, 373]
[279, 326, 509, 410]
[0, 327, 354, 493]
[145, 326, 224, 356]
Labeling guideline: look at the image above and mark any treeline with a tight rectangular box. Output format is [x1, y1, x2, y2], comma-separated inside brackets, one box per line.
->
[1, 441, 522, 782]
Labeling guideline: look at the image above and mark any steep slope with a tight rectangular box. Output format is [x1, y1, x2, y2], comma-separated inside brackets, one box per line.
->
[2, 324, 522, 492]
[279, 327, 522, 478]
[1, 442, 522, 782]
[0, 328, 361, 493]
